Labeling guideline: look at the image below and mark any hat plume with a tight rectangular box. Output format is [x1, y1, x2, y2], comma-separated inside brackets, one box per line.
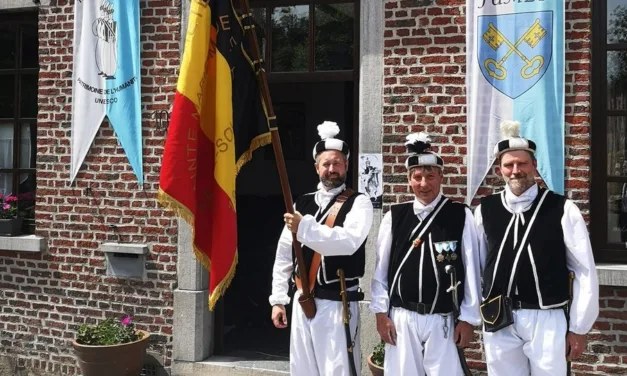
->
[405, 132, 432, 154]
[500, 120, 521, 138]
[317, 121, 340, 140]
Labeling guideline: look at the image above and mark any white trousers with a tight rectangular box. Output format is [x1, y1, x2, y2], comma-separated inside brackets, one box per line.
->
[384, 307, 463, 376]
[483, 309, 567, 376]
[290, 291, 361, 376]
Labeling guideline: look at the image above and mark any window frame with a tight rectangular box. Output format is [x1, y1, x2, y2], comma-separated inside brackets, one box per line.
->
[249, 0, 359, 80]
[0, 11, 39, 233]
[249, 0, 360, 187]
[591, 0, 627, 263]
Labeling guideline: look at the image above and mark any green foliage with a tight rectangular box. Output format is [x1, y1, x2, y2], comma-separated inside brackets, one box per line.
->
[371, 341, 385, 367]
[76, 317, 143, 346]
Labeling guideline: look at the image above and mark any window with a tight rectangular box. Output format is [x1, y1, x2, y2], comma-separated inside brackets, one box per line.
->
[0, 13, 38, 232]
[249, 0, 357, 75]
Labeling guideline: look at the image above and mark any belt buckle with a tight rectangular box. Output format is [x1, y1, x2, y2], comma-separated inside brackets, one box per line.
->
[416, 302, 428, 314]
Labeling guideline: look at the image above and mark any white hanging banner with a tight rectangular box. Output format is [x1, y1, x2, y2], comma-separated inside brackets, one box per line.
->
[71, 0, 143, 184]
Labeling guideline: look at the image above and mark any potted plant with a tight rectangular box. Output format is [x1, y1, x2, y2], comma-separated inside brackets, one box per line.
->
[0, 194, 22, 236]
[72, 316, 150, 376]
[367, 341, 385, 376]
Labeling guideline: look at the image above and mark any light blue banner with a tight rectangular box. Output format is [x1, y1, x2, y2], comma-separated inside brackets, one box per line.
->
[98, 0, 143, 184]
[513, 2, 565, 194]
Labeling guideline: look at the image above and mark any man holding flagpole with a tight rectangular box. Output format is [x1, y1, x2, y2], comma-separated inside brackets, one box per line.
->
[269, 121, 373, 376]
[475, 120, 599, 376]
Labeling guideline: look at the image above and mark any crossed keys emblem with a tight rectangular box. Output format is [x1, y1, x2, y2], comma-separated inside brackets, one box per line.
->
[482, 19, 547, 81]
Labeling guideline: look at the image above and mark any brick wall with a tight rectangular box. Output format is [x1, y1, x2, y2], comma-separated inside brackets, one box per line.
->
[382, 0, 591, 210]
[0, 1, 180, 375]
[381, 0, 621, 375]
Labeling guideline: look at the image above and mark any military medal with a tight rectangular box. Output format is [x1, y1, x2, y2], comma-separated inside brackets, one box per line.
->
[413, 238, 422, 248]
[435, 242, 445, 262]
[450, 241, 458, 261]
[442, 242, 452, 262]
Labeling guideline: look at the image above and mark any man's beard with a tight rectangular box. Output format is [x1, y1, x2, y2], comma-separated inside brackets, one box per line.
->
[320, 173, 346, 189]
[505, 173, 536, 195]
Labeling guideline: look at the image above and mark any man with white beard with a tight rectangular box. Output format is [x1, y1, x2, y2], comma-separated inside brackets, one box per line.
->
[475, 120, 599, 376]
[269, 121, 373, 376]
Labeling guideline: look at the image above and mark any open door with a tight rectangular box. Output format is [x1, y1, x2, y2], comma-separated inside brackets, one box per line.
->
[216, 0, 360, 360]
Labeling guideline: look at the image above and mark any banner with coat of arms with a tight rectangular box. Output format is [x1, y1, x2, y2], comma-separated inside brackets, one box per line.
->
[71, 0, 143, 184]
[466, 0, 565, 204]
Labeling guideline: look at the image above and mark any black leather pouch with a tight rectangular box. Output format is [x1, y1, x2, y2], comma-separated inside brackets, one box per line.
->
[480, 295, 514, 333]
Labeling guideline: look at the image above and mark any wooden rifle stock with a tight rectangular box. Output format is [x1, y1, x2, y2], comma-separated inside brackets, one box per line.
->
[240, 0, 316, 318]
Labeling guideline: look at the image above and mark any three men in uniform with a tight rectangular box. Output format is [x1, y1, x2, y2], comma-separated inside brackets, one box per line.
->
[269, 120, 599, 376]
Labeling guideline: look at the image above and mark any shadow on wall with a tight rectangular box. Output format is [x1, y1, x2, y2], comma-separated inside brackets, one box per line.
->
[141, 351, 170, 376]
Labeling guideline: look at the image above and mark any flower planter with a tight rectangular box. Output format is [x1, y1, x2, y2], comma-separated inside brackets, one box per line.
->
[367, 353, 384, 376]
[72, 330, 150, 376]
[0, 217, 23, 236]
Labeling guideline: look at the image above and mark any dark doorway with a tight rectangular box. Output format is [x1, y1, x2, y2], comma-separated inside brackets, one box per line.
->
[221, 80, 355, 358]
[216, 0, 359, 361]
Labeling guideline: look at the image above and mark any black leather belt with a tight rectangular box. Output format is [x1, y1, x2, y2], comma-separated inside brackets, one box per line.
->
[512, 300, 542, 310]
[391, 301, 434, 315]
[315, 288, 364, 302]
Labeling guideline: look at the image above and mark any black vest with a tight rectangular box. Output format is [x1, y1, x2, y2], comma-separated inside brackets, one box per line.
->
[387, 197, 466, 314]
[291, 189, 366, 291]
[481, 189, 569, 308]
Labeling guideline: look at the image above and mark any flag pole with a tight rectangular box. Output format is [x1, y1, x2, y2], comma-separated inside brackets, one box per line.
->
[240, 0, 317, 318]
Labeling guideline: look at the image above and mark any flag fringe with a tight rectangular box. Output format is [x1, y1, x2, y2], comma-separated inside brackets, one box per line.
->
[235, 132, 272, 175]
[157, 189, 194, 227]
[158, 188, 240, 310]
[208, 252, 238, 310]
[157, 188, 213, 268]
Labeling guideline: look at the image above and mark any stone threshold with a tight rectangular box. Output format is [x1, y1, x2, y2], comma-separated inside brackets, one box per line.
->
[172, 358, 288, 376]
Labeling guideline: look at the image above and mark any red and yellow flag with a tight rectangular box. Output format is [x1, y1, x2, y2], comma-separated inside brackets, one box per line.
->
[158, 0, 271, 309]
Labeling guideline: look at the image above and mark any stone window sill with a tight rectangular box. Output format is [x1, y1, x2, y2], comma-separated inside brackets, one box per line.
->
[0, 235, 46, 253]
[597, 264, 627, 287]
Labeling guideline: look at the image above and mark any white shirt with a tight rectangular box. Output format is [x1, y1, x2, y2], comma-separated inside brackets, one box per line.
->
[269, 184, 374, 306]
[369, 193, 483, 326]
[474, 184, 600, 334]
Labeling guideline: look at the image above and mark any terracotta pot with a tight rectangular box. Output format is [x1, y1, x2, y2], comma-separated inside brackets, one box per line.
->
[367, 353, 384, 376]
[72, 330, 150, 376]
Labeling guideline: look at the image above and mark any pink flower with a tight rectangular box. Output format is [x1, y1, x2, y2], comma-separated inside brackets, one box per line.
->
[121, 316, 132, 326]
[2, 204, 9, 210]
[4, 195, 17, 203]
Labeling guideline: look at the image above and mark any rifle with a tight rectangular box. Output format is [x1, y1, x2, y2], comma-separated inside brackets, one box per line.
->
[445, 265, 472, 376]
[566, 271, 575, 376]
[337, 268, 358, 376]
